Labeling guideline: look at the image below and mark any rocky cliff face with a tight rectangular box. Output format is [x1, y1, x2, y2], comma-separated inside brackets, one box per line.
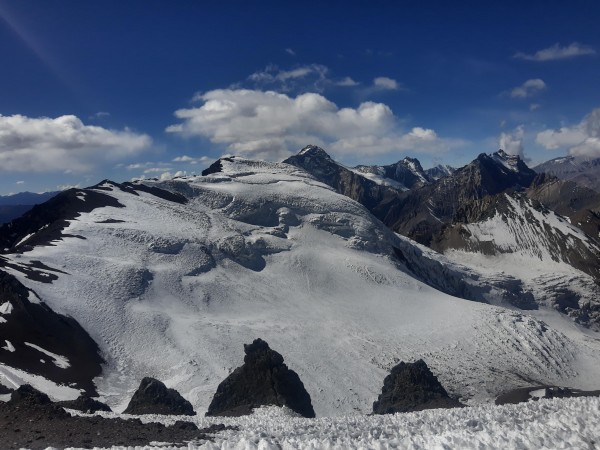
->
[376, 150, 537, 246]
[283, 145, 400, 211]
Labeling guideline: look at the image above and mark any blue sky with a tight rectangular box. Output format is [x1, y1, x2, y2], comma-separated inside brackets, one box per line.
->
[1, 0, 600, 194]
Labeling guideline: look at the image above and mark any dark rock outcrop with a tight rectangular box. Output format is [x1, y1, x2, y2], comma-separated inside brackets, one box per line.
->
[284, 145, 400, 212]
[58, 395, 112, 413]
[206, 338, 315, 418]
[10, 384, 53, 407]
[495, 385, 600, 405]
[0, 270, 103, 395]
[202, 157, 234, 176]
[373, 360, 463, 414]
[123, 377, 195, 416]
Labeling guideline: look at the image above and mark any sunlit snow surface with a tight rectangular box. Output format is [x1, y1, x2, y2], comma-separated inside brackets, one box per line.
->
[5, 158, 600, 415]
[59, 399, 600, 450]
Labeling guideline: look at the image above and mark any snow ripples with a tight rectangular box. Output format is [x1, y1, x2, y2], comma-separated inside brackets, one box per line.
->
[62, 397, 600, 449]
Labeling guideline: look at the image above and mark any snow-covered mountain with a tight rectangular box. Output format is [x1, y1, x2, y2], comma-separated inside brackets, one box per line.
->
[535, 155, 600, 193]
[353, 157, 431, 190]
[2, 156, 599, 417]
[286, 147, 600, 327]
[282, 145, 399, 210]
[425, 164, 456, 181]
[430, 192, 600, 326]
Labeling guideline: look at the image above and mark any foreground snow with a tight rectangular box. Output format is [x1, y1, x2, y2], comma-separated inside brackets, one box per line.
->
[61, 397, 600, 449]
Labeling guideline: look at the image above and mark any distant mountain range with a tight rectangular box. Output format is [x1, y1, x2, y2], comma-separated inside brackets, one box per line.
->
[0, 191, 59, 225]
[534, 156, 600, 193]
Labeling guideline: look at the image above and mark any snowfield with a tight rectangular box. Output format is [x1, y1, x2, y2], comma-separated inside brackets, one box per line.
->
[59, 397, 600, 449]
[3, 158, 600, 416]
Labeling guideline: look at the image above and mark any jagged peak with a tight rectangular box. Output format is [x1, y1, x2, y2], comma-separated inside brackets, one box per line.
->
[399, 156, 425, 173]
[297, 145, 333, 159]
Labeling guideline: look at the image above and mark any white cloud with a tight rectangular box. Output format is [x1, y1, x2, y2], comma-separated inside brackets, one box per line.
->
[16, 180, 24, 185]
[242, 64, 362, 94]
[0, 114, 151, 173]
[159, 170, 187, 181]
[143, 167, 170, 174]
[172, 155, 210, 164]
[536, 108, 600, 157]
[514, 42, 596, 61]
[373, 76, 400, 90]
[246, 64, 330, 92]
[285, 48, 296, 56]
[57, 183, 81, 191]
[90, 111, 110, 120]
[336, 77, 360, 87]
[530, 103, 541, 111]
[167, 89, 464, 159]
[499, 125, 527, 160]
[508, 79, 546, 98]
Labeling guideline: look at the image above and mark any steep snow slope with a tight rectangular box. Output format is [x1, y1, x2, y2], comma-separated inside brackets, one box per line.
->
[2, 158, 600, 416]
[433, 193, 600, 327]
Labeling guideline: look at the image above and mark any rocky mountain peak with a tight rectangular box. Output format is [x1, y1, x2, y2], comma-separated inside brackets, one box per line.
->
[297, 145, 333, 160]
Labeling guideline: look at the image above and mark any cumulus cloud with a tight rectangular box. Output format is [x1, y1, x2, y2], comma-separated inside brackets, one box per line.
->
[508, 79, 546, 98]
[514, 42, 596, 61]
[0, 114, 151, 173]
[373, 76, 400, 90]
[499, 125, 527, 160]
[536, 108, 600, 157]
[167, 89, 464, 159]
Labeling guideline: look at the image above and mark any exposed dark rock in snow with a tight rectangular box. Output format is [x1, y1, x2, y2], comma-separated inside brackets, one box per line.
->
[202, 157, 234, 176]
[124, 182, 188, 204]
[123, 377, 195, 416]
[495, 385, 600, 405]
[373, 359, 463, 414]
[0, 386, 220, 450]
[0, 271, 103, 395]
[206, 338, 315, 418]
[9, 384, 53, 407]
[0, 187, 124, 253]
[58, 395, 112, 413]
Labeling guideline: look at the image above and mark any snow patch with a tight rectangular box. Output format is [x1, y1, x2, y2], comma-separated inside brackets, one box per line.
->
[2, 340, 15, 352]
[0, 301, 13, 315]
[24, 342, 71, 369]
[0, 363, 81, 400]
